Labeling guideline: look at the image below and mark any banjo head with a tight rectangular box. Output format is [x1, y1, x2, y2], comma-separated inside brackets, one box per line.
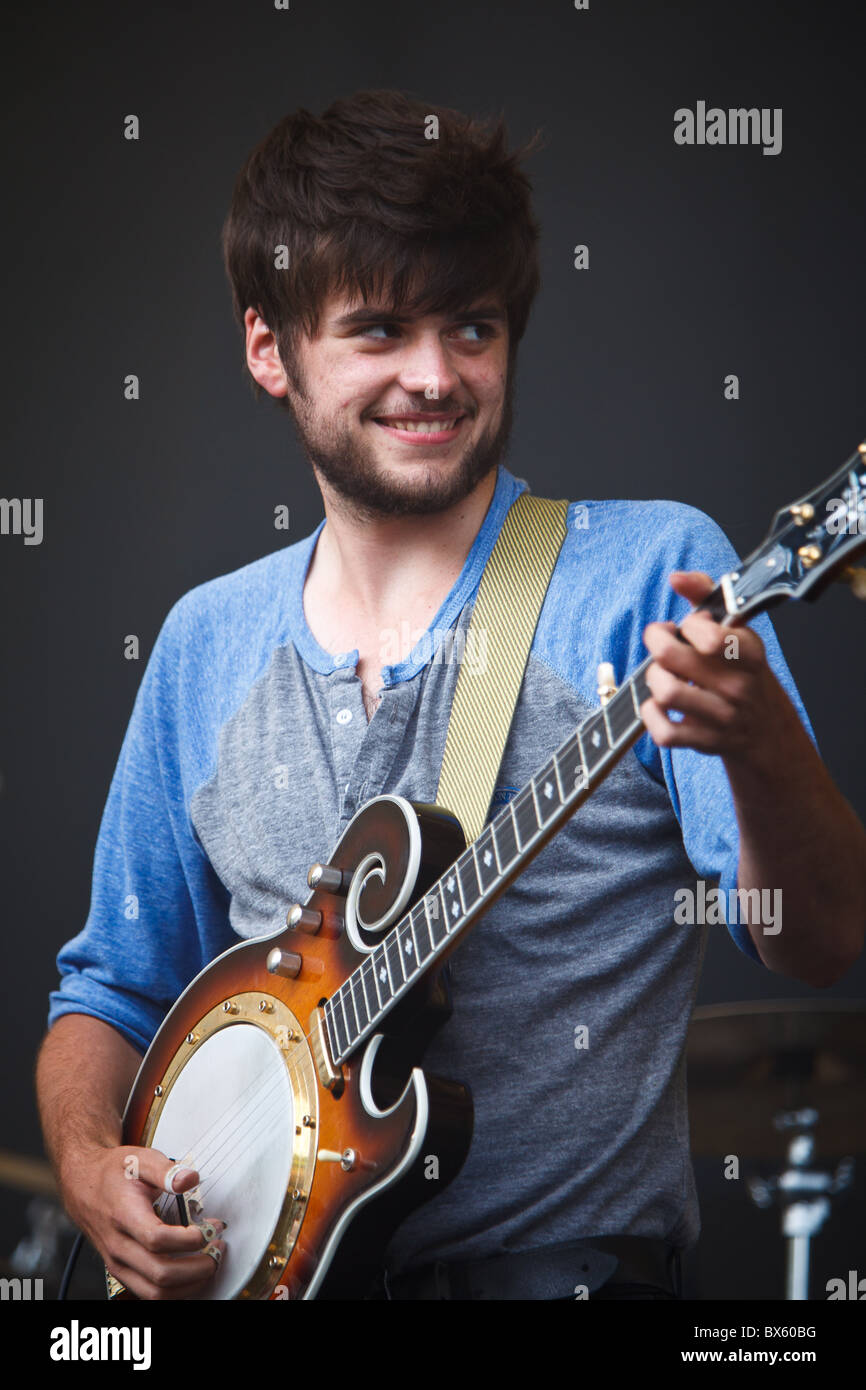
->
[119, 992, 318, 1300]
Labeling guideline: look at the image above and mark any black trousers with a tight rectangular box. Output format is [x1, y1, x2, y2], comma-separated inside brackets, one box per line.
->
[373, 1237, 683, 1301]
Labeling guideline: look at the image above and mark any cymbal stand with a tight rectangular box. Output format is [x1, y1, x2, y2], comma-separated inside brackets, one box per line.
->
[746, 1108, 853, 1300]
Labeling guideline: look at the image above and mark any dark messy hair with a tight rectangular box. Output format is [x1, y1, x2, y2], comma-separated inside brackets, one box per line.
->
[221, 89, 543, 400]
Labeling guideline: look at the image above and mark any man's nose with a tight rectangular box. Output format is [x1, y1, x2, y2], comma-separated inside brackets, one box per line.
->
[394, 336, 462, 403]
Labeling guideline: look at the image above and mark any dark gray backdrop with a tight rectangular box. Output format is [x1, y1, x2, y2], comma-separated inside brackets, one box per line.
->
[2, 0, 864, 1299]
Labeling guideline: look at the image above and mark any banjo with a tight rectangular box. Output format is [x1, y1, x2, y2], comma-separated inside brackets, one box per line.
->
[106, 445, 866, 1300]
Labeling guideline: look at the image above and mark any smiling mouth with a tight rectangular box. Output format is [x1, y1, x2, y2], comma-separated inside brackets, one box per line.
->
[371, 414, 467, 439]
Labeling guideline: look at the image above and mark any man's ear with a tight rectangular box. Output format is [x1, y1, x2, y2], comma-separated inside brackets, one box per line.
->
[243, 308, 289, 399]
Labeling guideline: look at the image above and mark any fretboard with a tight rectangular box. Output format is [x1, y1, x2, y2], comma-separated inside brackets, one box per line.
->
[323, 651, 662, 1067]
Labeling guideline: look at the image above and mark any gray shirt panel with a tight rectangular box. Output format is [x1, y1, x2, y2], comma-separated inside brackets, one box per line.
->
[191, 601, 708, 1267]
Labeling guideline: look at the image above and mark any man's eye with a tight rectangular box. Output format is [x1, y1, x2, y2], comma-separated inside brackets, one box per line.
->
[452, 323, 495, 341]
[360, 324, 398, 339]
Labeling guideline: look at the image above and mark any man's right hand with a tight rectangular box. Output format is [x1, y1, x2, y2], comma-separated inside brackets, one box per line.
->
[63, 1144, 227, 1300]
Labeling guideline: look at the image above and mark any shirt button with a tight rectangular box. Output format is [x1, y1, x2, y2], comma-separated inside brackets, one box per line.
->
[336, 707, 353, 725]
[334, 653, 345, 664]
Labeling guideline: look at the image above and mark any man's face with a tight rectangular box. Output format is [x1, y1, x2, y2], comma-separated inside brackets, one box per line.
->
[279, 289, 513, 517]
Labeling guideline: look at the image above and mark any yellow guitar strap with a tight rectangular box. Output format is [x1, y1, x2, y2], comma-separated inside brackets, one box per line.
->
[435, 491, 570, 844]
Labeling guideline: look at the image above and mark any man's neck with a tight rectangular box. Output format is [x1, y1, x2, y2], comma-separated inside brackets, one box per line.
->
[303, 468, 498, 657]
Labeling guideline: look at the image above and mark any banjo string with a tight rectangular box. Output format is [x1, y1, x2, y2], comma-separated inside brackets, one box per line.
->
[150, 1041, 319, 1219]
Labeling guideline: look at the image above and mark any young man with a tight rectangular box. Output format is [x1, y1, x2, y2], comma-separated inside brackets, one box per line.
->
[37, 90, 866, 1301]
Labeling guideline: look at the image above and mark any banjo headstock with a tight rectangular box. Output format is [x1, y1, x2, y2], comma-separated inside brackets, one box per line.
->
[709, 442, 866, 625]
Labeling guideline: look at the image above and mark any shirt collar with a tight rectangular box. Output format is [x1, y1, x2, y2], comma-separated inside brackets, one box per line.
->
[287, 464, 528, 681]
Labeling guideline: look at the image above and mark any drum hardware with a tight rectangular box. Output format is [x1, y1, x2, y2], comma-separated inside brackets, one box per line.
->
[688, 1001, 865, 1300]
[9, 1197, 76, 1282]
[746, 1109, 854, 1300]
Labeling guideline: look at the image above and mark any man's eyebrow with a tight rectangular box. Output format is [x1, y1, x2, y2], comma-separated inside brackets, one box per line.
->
[330, 303, 506, 329]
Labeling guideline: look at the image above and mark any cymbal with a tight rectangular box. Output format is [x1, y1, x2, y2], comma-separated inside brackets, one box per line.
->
[687, 1000, 866, 1158]
[0, 1148, 58, 1197]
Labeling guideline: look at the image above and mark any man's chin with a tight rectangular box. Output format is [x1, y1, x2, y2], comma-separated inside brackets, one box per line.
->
[311, 449, 499, 519]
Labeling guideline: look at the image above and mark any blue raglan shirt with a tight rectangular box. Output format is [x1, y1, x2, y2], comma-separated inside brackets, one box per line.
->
[48, 464, 815, 1266]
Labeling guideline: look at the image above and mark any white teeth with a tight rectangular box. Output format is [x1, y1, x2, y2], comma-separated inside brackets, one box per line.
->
[381, 418, 459, 432]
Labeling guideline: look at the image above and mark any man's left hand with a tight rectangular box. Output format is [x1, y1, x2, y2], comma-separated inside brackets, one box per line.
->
[640, 570, 784, 764]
